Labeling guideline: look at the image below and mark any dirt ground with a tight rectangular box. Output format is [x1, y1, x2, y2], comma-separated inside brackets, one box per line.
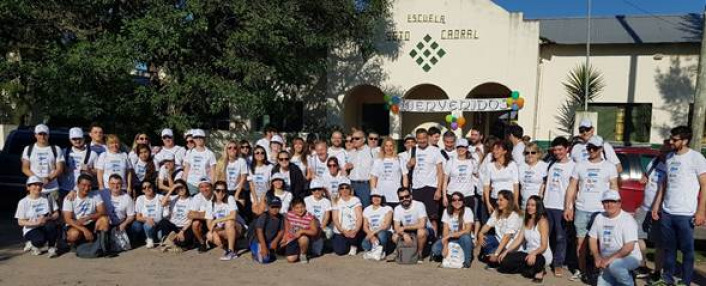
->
[0, 210, 701, 286]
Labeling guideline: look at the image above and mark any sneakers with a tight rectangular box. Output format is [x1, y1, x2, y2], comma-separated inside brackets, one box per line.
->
[299, 254, 308, 263]
[47, 247, 58, 258]
[569, 270, 583, 282]
[636, 266, 651, 279]
[23, 241, 32, 252]
[30, 246, 42, 256]
[197, 243, 208, 253]
[145, 238, 155, 249]
[348, 246, 357, 256]
[219, 250, 237, 261]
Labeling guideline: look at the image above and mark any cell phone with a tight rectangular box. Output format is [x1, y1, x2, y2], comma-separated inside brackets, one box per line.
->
[411, 147, 416, 158]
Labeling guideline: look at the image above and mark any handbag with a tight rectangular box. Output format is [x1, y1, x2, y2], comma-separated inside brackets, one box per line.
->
[76, 231, 109, 258]
[396, 235, 419, 265]
[441, 242, 464, 269]
[110, 228, 132, 252]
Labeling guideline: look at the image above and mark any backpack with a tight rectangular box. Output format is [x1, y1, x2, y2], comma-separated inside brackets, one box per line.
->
[64, 144, 92, 167]
[395, 235, 419, 264]
[25, 144, 60, 162]
[76, 231, 110, 258]
[441, 242, 464, 268]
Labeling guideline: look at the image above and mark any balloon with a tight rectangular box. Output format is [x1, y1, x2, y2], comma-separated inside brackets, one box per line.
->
[516, 97, 525, 109]
[457, 117, 466, 126]
[384, 94, 391, 102]
[391, 104, 399, 114]
[511, 91, 520, 99]
[384, 104, 390, 111]
[445, 114, 453, 123]
[512, 103, 519, 111]
[506, 98, 514, 107]
[450, 122, 458, 130]
[391, 96, 401, 104]
[451, 115, 457, 122]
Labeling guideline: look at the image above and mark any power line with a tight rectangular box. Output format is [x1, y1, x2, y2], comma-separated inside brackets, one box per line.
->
[620, 0, 683, 27]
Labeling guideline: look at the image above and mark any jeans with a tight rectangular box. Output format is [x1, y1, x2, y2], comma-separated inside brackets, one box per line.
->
[546, 208, 568, 267]
[660, 211, 695, 285]
[332, 232, 363, 255]
[596, 256, 640, 286]
[351, 181, 370, 208]
[24, 222, 58, 248]
[480, 234, 500, 256]
[431, 233, 474, 267]
[361, 230, 391, 252]
[310, 235, 325, 257]
[130, 221, 162, 242]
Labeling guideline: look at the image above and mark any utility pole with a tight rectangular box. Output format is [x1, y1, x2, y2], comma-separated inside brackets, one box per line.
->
[584, 0, 591, 111]
[693, 9, 706, 152]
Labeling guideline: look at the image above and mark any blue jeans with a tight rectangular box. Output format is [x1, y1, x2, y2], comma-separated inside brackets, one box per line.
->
[480, 234, 500, 256]
[431, 233, 474, 267]
[546, 208, 567, 267]
[597, 256, 640, 286]
[130, 221, 161, 242]
[310, 234, 324, 257]
[660, 211, 695, 285]
[361, 230, 391, 252]
[351, 181, 371, 208]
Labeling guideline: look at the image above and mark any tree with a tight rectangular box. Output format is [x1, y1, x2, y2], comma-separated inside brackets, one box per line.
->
[555, 63, 605, 135]
[0, 0, 391, 139]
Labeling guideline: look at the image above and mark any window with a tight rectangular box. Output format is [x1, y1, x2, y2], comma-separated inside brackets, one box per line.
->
[589, 103, 652, 144]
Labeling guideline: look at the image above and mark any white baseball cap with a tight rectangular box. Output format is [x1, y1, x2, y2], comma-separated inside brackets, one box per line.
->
[601, 189, 621, 202]
[587, 135, 604, 147]
[26, 176, 43, 186]
[271, 173, 286, 182]
[161, 128, 174, 137]
[337, 177, 351, 188]
[197, 177, 211, 186]
[309, 179, 325, 190]
[191, 129, 206, 138]
[160, 152, 175, 162]
[579, 119, 593, 128]
[271, 135, 284, 145]
[456, 138, 469, 148]
[184, 129, 193, 137]
[69, 127, 84, 139]
[34, 124, 49, 134]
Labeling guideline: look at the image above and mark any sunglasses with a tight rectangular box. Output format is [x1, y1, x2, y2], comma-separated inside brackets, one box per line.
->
[338, 186, 351, 190]
[578, 127, 591, 134]
[142, 185, 152, 189]
[214, 188, 227, 192]
[523, 151, 538, 155]
[162, 136, 172, 139]
[138, 137, 148, 141]
[368, 137, 379, 141]
[451, 198, 463, 202]
[398, 195, 411, 200]
[327, 164, 338, 167]
[227, 146, 237, 150]
[254, 152, 265, 155]
[278, 157, 290, 161]
[187, 140, 195, 144]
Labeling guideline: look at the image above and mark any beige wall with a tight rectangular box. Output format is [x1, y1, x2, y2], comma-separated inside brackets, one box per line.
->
[537, 43, 699, 144]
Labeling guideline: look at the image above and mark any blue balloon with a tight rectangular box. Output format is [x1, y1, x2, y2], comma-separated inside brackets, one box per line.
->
[391, 96, 401, 104]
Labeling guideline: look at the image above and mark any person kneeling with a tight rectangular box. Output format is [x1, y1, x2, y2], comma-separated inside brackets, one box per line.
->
[16, 176, 61, 258]
[589, 190, 642, 286]
[206, 181, 244, 261]
[63, 174, 110, 248]
[431, 192, 474, 268]
[248, 197, 285, 264]
[361, 192, 393, 261]
[497, 195, 552, 283]
[390, 187, 428, 263]
[283, 198, 319, 263]
[331, 181, 364, 256]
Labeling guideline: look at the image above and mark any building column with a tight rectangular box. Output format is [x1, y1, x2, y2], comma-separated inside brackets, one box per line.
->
[390, 111, 401, 140]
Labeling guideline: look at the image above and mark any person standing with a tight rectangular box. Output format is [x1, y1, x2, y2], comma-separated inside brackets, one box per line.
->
[329, 131, 349, 166]
[22, 124, 65, 202]
[367, 131, 381, 155]
[506, 124, 526, 167]
[88, 123, 107, 155]
[256, 125, 277, 158]
[182, 129, 217, 195]
[518, 143, 547, 208]
[482, 140, 520, 212]
[651, 126, 706, 286]
[571, 119, 622, 174]
[60, 127, 98, 197]
[370, 137, 409, 209]
[347, 130, 374, 208]
[155, 128, 186, 168]
[215, 140, 248, 199]
[407, 128, 444, 234]
[428, 127, 442, 147]
[440, 131, 458, 163]
[272, 151, 306, 199]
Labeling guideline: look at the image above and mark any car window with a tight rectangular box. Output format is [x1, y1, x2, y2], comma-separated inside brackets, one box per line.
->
[639, 154, 656, 173]
[617, 153, 631, 180]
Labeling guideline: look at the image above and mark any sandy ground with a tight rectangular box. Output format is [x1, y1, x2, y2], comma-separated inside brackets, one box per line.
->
[0, 210, 700, 286]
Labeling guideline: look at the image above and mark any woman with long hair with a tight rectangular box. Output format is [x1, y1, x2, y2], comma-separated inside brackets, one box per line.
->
[361, 192, 393, 261]
[370, 137, 408, 209]
[129, 133, 152, 164]
[322, 157, 347, 202]
[477, 189, 523, 267]
[518, 143, 547, 209]
[289, 137, 308, 180]
[263, 174, 293, 215]
[157, 152, 182, 194]
[442, 138, 479, 236]
[249, 146, 273, 204]
[272, 150, 306, 199]
[158, 179, 193, 252]
[331, 181, 363, 256]
[431, 191, 475, 268]
[215, 140, 247, 200]
[96, 134, 134, 197]
[482, 140, 520, 215]
[206, 181, 242, 261]
[497, 195, 552, 283]
[133, 180, 166, 248]
[133, 144, 158, 190]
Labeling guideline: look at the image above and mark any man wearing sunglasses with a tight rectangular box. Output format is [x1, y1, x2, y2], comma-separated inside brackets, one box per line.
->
[570, 119, 622, 174]
[347, 130, 375, 208]
[650, 126, 706, 286]
[155, 128, 186, 168]
[367, 131, 381, 155]
[22, 124, 65, 202]
[391, 187, 428, 262]
[60, 127, 98, 199]
[564, 135, 619, 281]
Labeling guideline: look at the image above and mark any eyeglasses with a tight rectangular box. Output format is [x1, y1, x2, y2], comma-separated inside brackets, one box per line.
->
[162, 136, 172, 139]
[523, 151, 538, 155]
[227, 146, 237, 150]
[579, 127, 591, 134]
[327, 164, 338, 168]
[338, 186, 351, 190]
[351, 137, 361, 141]
[278, 157, 290, 161]
[368, 137, 379, 141]
[398, 195, 411, 200]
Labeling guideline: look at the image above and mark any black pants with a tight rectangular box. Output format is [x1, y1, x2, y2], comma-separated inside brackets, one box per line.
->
[156, 220, 193, 247]
[24, 222, 59, 248]
[497, 252, 546, 278]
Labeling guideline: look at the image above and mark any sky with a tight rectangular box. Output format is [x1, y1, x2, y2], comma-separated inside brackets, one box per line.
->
[493, 0, 704, 19]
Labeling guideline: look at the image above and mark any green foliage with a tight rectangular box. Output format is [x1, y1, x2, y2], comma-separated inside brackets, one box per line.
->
[555, 63, 605, 135]
[0, 0, 391, 139]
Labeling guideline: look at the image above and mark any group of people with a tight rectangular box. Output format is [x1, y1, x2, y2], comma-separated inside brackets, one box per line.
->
[14, 120, 706, 286]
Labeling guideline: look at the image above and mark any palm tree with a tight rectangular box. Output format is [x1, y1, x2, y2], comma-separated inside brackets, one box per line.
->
[555, 64, 605, 135]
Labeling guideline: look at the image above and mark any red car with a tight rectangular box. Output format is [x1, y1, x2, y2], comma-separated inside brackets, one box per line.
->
[613, 146, 659, 213]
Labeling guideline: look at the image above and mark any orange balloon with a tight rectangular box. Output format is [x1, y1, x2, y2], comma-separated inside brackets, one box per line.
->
[391, 104, 400, 114]
[457, 117, 466, 126]
[516, 98, 525, 109]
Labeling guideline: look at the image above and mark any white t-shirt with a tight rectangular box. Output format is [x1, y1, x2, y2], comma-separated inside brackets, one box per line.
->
[482, 161, 520, 199]
[349, 146, 374, 181]
[189, 193, 213, 213]
[155, 145, 187, 167]
[184, 148, 217, 184]
[322, 172, 347, 199]
[588, 210, 642, 261]
[328, 147, 349, 169]
[102, 191, 135, 225]
[225, 158, 248, 191]
[133, 159, 158, 182]
[441, 207, 474, 233]
[273, 191, 293, 214]
[60, 147, 98, 191]
[571, 160, 618, 212]
[333, 196, 362, 234]
[512, 141, 526, 167]
[22, 144, 65, 191]
[393, 200, 428, 227]
[371, 157, 408, 203]
[274, 170, 291, 192]
[308, 153, 347, 179]
[157, 165, 183, 185]
[641, 160, 666, 211]
[412, 145, 443, 188]
[518, 161, 548, 207]
[363, 205, 392, 231]
[486, 211, 522, 243]
[15, 196, 58, 235]
[255, 138, 271, 158]
[62, 192, 103, 222]
[135, 194, 166, 223]
[571, 141, 621, 166]
[663, 149, 706, 216]
[544, 160, 576, 210]
[95, 151, 133, 189]
[304, 195, 332, 225]
[444, 158, 477, 197]
[290, 155, 306, 176]
[249, 164, 273, 200]
[168, 196, 191, 227]
[206, 196, 238, 227]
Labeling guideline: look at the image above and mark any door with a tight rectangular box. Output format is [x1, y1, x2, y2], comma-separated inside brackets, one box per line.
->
[361, 103, 389, 135]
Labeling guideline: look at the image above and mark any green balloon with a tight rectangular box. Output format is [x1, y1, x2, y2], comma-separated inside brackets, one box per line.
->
[511, 91, 520, 99]
[384, 104, 390, 110]
[451, 115, 457, 122]
[384, 94, 391, 102]
[445, 114, 453, 123]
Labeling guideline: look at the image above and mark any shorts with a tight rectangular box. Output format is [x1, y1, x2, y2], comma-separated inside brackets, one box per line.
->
[412, 186, 439, 220]
[284, 239, 301, 256]
[574, 210, 599, 238]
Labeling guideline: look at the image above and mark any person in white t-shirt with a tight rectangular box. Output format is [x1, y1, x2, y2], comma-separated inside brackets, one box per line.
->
[249, 146, 273, 213]
[265, 173, 293, 215]
[95, 134, 134, 196]
[60, 127, 97, 196]
[361, 192, 393, 260]
[88, 123, 107, 155]
[391, 187, 429, 262]
[268, 135, 284, 165]
[407, 128, 444, 234]
[255, 125, 277, 159]
[589, 190, 642, 286]
[157, 152, 183, 194]
[440, 131, 458, 164]
[321, 157, 347, 201]
[214, 140, 248, 199]
[206, 182, 242, 261]
[482, 140, 520, 212]
[132, 144, 159, 185]
[370, 137, 409, 208]
[155, 128, 186, 168]
[506, 124, 526, 167]
[477, 190, 522, 267]
[132, 180, 167, 248]
[22, 124, 65, 199]
[328, 131, 348, 164]
[345, 130, 374, 208]
[541, 136, 575, 277]
[308, 140, 347, 180]
[304, 180, 331, 256]
[397, 135, 416, 180]
[651, 126, 706, 286]
[431, 192, 475, 268]
[571, 119, 623, 174]
[182, 129, 217, 195]
[99, 175, 135, 243]
[63, 174, 109, 246]
[187, 179, 216, 253]
[158, 179, 193, 252]
[16, 176, 60, 257]
[442, 139, 479, 237]
[331, 180, 363, 256]
[518, 142, 548, 208]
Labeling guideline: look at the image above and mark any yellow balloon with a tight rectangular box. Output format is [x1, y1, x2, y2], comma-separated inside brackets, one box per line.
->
[506, 98, 514, 107]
